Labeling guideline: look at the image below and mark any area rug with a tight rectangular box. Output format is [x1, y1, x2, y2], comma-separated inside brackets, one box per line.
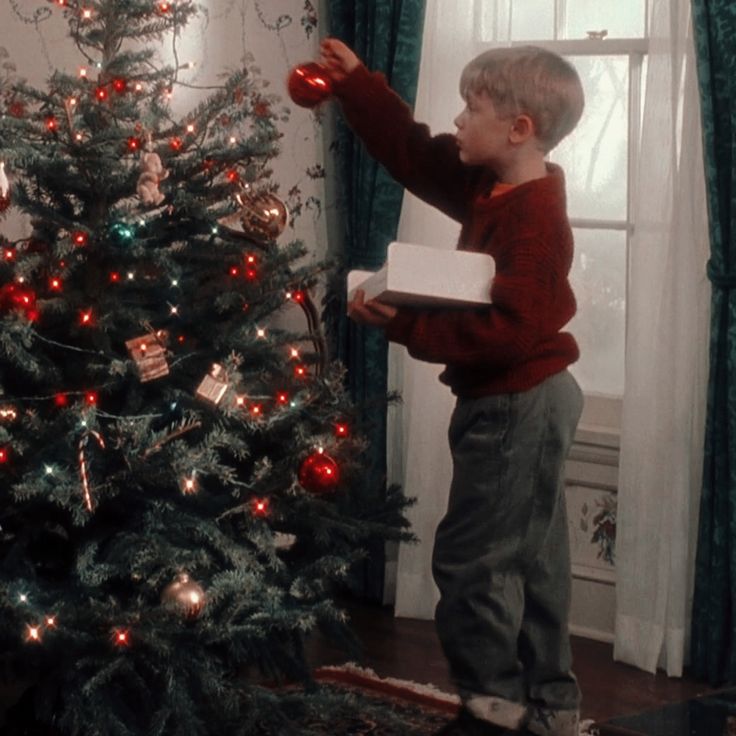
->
[313, 663, 597, 735]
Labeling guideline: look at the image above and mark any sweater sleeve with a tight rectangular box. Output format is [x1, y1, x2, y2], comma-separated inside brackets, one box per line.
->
[332, 64, 479, 223]
[384, 237, 570, 368]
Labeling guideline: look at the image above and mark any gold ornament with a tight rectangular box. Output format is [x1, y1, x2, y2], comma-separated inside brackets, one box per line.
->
[125, 330, 169, 382]
[237, 191, 289, 242]
[195, 363, 228, 405]
[161, 573, 206, 619]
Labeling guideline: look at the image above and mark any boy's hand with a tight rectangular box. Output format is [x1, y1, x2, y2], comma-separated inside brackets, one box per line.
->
[320, 38, 361, 82]
[348, 289, 397, 328]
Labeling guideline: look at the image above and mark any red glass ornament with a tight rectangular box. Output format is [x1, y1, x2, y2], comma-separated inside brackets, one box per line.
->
[287, 63, 332, 108]
[298, 451, 340, 494]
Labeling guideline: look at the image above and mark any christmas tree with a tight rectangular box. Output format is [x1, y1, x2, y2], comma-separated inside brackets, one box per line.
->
[0, 2, 410, 734]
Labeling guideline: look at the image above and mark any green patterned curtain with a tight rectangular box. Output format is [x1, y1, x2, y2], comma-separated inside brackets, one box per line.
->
[690, 0, 736, 685]
[324, 0, 426, 599]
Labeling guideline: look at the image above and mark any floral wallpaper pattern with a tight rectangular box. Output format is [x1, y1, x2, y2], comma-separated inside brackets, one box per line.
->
[567, 485, 617, 572]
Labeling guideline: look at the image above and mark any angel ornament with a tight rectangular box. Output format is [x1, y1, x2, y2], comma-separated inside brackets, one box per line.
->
[136, 151, 169, 206]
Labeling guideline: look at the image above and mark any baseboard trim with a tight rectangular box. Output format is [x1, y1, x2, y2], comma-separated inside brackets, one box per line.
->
[570, 623, 614, 644]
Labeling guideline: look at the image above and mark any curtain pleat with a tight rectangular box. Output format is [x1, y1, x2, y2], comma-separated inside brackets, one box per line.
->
[690, 0, 736, 685]
[324, 0, 426, 599]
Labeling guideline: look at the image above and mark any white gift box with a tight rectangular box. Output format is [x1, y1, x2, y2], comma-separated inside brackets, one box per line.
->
[347, 241, 494, 308]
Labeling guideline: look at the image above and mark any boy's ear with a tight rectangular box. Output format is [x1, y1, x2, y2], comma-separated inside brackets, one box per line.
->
[509, 114, 536, 144]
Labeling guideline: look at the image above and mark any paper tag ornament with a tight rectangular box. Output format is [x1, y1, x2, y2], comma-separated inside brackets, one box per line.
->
[196, 363, 228, 405]
[126, 331, 170, 382]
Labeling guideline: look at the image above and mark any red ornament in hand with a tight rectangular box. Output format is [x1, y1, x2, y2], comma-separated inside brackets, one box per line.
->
[298, 451, 340, 494]
[287, 63, 332, 108]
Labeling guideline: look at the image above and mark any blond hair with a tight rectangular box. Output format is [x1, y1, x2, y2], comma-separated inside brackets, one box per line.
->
[459, 46, 584, 153]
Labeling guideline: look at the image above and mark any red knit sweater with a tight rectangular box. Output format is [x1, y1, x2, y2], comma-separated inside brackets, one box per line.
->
[334, 65, 579, 397]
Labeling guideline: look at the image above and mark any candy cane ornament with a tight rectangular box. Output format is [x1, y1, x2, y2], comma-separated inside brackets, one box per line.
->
[78, 430, 105, 511]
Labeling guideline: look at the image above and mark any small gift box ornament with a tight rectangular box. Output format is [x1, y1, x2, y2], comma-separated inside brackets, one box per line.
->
[125, 331, 169, 382]
[195, 363, 228, 405]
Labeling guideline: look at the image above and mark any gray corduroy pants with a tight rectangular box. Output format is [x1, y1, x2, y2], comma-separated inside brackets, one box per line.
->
[432, 370, 583, 736]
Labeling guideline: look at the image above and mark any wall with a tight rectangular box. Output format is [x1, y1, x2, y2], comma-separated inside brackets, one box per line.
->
[566, 408, 619, 643]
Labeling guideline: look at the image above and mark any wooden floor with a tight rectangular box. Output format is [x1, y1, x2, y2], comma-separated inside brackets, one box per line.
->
[307, 599, 716, 726]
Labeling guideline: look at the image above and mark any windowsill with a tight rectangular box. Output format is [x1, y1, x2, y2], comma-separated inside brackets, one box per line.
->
[575, 424, 620, 450]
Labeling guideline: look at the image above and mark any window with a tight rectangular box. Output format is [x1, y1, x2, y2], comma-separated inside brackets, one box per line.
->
[474, 1, 649, 427]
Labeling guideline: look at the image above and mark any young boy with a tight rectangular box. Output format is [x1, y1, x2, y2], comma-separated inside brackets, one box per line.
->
[320, 39, 585, 736]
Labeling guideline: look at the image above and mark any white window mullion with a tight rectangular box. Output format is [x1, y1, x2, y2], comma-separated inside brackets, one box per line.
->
[555, 0, 566, 41]
[625, 51, 644, 355]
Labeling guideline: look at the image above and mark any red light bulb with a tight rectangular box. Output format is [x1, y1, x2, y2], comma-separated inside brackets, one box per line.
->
[251, 498, 269, 517]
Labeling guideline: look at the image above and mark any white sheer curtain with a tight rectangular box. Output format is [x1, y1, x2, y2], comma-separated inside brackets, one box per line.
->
[389, 0, 711, 681]
[613, 0, 710, 677]
[387, 0, 473, 620]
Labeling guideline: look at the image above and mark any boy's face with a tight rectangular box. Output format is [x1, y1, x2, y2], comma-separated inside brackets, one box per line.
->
[454, 91, 516, 169]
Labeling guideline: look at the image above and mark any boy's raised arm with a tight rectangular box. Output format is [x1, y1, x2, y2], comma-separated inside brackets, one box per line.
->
[319, 38, 476, 223]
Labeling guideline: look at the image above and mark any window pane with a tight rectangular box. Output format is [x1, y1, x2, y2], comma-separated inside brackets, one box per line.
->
[550, 56, 629, 221]
[511, 0, 555, 41]
[479, 0, 554, 42]
[564, 0, 645, 39]
[567, 228, 626, 396]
